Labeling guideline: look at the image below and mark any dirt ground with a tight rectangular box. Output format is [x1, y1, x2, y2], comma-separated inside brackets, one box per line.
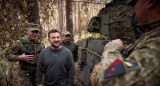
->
[74, 62, 85, 86]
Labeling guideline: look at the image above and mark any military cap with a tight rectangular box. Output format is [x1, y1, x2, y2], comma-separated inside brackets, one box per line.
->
[63, 31, 70, 36]
[126, 0, 135, 6]
[26, 23, 40, 31]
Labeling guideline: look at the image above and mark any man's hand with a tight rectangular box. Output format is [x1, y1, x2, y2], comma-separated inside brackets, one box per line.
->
[112, 39, 125, 51]
[18, 53, 34, 63]
[37, 85, 42, 86]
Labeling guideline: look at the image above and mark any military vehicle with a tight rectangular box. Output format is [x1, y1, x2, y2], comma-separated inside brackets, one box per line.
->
[77, 0, 140, 85]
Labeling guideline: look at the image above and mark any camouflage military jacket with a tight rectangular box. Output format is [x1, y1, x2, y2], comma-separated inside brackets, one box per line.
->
[0, 47, 13, 86]
[6, 37, 44, 66]
[61, 40, 78, 62]
[91, 20, 160, 86]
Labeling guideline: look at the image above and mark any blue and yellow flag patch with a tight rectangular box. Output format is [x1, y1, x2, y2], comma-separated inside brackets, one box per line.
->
[124, 61, 136, 67]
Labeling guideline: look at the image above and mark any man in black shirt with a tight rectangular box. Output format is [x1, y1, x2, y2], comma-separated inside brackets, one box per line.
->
[36, 29, 75, 86]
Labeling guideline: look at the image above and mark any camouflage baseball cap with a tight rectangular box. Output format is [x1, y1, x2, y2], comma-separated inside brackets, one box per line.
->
[63, 31, 70, 36]
[26, 23, 40, 31]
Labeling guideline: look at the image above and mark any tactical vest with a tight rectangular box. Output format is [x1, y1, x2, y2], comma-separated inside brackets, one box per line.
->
[18, 37, 44, 75]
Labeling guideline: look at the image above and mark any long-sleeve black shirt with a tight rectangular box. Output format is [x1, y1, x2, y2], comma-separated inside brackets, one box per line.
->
[36, 46, 75, 86]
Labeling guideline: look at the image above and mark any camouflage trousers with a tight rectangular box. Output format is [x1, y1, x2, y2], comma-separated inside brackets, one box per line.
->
[18, 69, 36, 86]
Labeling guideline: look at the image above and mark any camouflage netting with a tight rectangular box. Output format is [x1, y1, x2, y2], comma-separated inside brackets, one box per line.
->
[87, 0, 135, 42]
[0, 0, 25, 48]
[0, 0, 43, 49]
[108, 3, 135, 42]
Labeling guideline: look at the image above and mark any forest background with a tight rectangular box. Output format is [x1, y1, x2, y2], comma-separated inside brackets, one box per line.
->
[0, 0, 113, 49]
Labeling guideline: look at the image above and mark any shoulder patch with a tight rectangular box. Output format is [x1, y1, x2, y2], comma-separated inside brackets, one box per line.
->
[104, 58, 125, 79]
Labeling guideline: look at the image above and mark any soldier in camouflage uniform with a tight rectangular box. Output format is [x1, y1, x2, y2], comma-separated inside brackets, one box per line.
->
[6, 23, 44, 86]
[90, 0, 160, 86]
[0, 47, 14, 86]
[61, 31, 78, 62]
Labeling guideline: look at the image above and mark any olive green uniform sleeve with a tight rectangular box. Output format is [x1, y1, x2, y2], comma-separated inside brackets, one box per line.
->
[5, 40, 23, 61]
[91, 27, 160, 86]
[0, 47, 14, 86]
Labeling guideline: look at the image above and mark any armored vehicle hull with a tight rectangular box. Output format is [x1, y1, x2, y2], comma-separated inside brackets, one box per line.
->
[77, 0, 137, 85]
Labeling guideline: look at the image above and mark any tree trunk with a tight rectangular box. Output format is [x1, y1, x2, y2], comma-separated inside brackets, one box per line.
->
[66, 0, 73, 41]
[78, 2, 81, 39]
[58, 0, 63, 34]
[28, 0, 40, 23]
[73, 2, 77, 35]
